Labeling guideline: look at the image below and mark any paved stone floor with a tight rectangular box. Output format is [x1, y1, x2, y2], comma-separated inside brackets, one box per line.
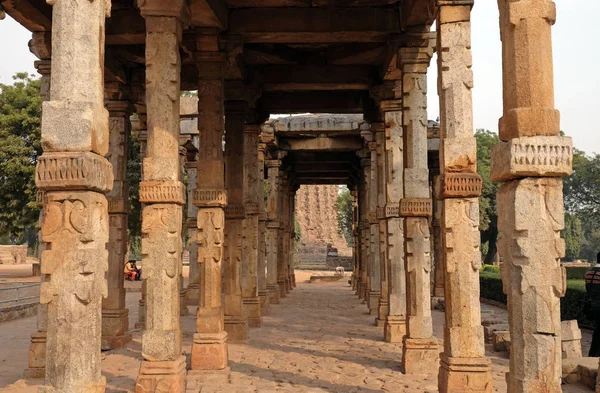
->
[0, 271, 594, 392]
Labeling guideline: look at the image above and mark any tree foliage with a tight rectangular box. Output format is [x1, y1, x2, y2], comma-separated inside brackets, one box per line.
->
[563, 213, 584, 261]
[336, 186, 353, 247]
[475, 129, 500, 264]
[0, 73, 42, 238]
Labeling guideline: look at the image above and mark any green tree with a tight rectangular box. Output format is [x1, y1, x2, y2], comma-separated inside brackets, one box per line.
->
[475, 129, 500, 264]
[335, 186, 353, 247]
[563, 213, 584, 261]
[0, 73, 42, 238]
[127, 132, 142, 257]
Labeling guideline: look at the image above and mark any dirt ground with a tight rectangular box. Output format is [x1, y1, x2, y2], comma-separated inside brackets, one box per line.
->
[0, 268, 595, 392]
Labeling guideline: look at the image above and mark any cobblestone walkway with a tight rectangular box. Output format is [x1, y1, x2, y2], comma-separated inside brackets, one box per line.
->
[1, 275, 593, 392]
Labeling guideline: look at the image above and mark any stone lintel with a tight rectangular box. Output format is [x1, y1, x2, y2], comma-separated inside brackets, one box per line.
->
[108, 198, 128, 214]
[380, 99, 402, 113]
[193, 188, 227, 208]
[244, 202, 260, 216]
[224, 204, 245, 219]
[139, 180, 185, 204]
[36, 152, 114, 193]
[491, 136, 572, 182]
[400, 198, 432, 217]
[436, 173, 482, 199]
[437, 0, 474, 9]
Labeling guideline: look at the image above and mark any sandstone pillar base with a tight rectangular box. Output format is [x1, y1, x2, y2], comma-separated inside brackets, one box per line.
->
[384, 316, 406, 343]
[356, 281, 363, 297]
[135, 297, 146, 329]
[180, 288, 189, 316]
[39, 378, 106, 393]
[377, 300, 388, 327]
[438, 355, 492, 393]
[242, 297, 263, 327]
[224, 317, 248, 343]
[286, 276, 292, 292]
[186, 368, 231, 393]
[191, 332, 228, 370]
[186, 283, 200, 306]
[402, 337, 439, 374]
[101, 308, 131, 350]
[368, 291, 380, 315]
[292, 273, 296, 288]
[258, 290, 271, 316]
[433, 286, 445, 298]
[135, 356, 186, 393]
[278, 280, 287, 298]
[267, 285, 280, 304]
[23, 332, 46, 379]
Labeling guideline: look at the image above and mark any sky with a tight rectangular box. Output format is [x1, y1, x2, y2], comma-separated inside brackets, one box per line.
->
[1, 1, 599, 153]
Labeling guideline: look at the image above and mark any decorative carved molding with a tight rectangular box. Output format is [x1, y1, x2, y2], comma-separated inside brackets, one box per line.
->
[192, 188, 227, 208]
[437, 173, 482, 199]
[367, 212, 378, 225]
[377, 205, 401, 218]
[244, 202, 260, 216]
[139, 181, 185, 204]
[266, 220, 281, 229]
[36, 191, 45, 207]
[491, 136, 573, 182]
[108, 199, 128, 214]
[400, 198, 432, 217]
[380, 99, 403, 113]
[224, 204, 245, 219]
[36, 152, 114, 193]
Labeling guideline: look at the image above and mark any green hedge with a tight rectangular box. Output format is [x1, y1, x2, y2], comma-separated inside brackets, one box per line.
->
[565, 267, 589, 280]
[479, 272, 590, 324]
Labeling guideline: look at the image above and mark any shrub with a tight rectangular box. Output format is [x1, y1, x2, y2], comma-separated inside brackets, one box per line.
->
[481, 264, 500, 274]
[565, 267, 589, 280]
[479, 273, 590, 324]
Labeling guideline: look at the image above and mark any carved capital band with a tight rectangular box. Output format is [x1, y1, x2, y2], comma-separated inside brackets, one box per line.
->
[266, 220, 281, 229]
[108, 198, 128, 214]
[377, 205, 400, 219]
[224, 204, 245, 219]
[139, 180, 185, 204]
[259, 212, 268, 221]
[380, 99, 403, 113]
[400, 198, 432, 217]
[36, 152, 114, 193]
[265, 160, 281, 169]
[437, 173, 482, 199]
[491, 136, 573, 182]
[192, 188, 227, 208]
[244, 202, 260, 216]
[367, 212, 378, 225]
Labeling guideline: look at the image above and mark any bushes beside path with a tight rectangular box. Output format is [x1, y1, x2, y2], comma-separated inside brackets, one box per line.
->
[479, 267, 590, 325]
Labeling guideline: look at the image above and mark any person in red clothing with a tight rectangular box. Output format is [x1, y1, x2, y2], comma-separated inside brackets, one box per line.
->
[124, 259, 142, 281]
[585, 253, 600, 356]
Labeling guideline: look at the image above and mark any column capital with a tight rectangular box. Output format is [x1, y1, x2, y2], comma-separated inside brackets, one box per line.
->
[436, 0, 474, 8]
[34, 60, 51, 77]
[380, 99, 403, 113]
[244, 124, 261, 135]
[435, 173, 482, 199]
[138, 0, 189, 24]
[399, 36, 435, 73]
[224, 100, 248, 114]
[266, 160, 281, 169]
[194, 51, 227, 64]
[371, 122, 385, 134]
[29, 31, 52, 61]
[105, 100, 134, 117]
[399, 198, 433, 217]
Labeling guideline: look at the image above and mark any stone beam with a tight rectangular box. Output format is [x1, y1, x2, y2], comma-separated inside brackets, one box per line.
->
[227, 7, 399, 43]
[3, 0, 52, 31]
[279, 136, 364, 152]
[251, 65, 373, 91]
[259, 91, 367, 114]
[189, 0, 228, 29]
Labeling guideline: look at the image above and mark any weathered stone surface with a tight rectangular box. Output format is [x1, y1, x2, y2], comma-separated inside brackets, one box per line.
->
[400, 198, 432, 217]
[498, 177, 566, 392]
[135, 356, 186, 393]
[0, 245, 28, 264]
[436, 173, 482, 198]
[492, 330, 511, 352]
[139, 180, 186, 204]
[491, 136, 573, 182]
[402, 337, 440, 374]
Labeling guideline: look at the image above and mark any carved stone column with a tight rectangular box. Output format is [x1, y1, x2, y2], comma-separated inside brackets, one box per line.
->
[351, 188, 359, 291]
[178, 146, 189, 317]
[135, 113, 147, 330]
[223, 101, 249, 342]
[135, 3, 187, 391]
[494, 1, 570, 392]
[432, 198, 445, 298]
[242, 123, 263, 327]
[367, 140, 381, 314]
[24, 31, 51, 380]
[436, 2, 492, 392]
[102, 93, 133, 350]
[189, 40, 229, 373]
[266, 159, 281, 304]
[398, 43, 439, 373]
[185, 161, 200, 305]
[257, 143, 271, 315]
[289, 187, 298, 289]
[35, 1, 112, 391]
[359, 151, 371, 302]
[278, 174, 290, 297]
[380, 100, 407, 344]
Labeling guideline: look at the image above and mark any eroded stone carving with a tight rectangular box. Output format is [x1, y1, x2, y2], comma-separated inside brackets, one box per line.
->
[400, 198, 432, 217]
[139, 181, 185, 204]
[36, 152, 114, 192]
[437, 173, 482, 198]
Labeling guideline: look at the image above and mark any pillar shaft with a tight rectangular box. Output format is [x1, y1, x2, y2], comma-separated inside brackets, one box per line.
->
[436, 2, 492, 392]
[136, 6, 186, 391]
[372, 123, 388, 327]
[257, 143, 271, 315]
[223, 102, 249, 342]
[367, 140, 381, 314]
[186, 163, 200, 305]
[266, 160, 282, 304]
[36, 1, 111, 391]
[398, 43, 439, 373]
[189, 43, 229, 372]
[102, 97, 133, 350]
[359, 156, 370, 301]
[278, 175, 290, 297]
[242, 124, 263, 327]
[494, 1, 570, 392]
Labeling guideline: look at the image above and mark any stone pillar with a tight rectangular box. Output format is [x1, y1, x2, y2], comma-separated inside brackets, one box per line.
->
[135, 114, 147, 331]
[289, 188, 297, 289]
[242, 123, 263, 327]
[351, 188, 359, 291]
[189, 41, 229, 372]
[432, 198, 445, 298]
[257, 143, 271, 315]
[381, 99, 407, 344]
[278, 175, 290, 297]
[186, 162, 200, 305]
[359, 152, 371, 302]
[494, 1, 570, 392]
[266, 159, 281, 304]
[367, 140, 381, 314]
[436, 2, 492, 392]
[398, 43, 439, 373]
[35, 0, 112, 391]
[24, 32, 51, 380]
[372, 123, 388, 327]
[223, 101, 249, 342]
[178, 146, 189, 317]
[135, 3, 187, 391]
[102, 92, 133, 350]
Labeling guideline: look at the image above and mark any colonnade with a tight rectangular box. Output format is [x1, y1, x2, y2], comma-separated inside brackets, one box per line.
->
[22, 0, 572, 392]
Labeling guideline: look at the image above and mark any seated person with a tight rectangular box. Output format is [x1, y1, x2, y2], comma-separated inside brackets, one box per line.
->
[124, 259, 141, 281]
